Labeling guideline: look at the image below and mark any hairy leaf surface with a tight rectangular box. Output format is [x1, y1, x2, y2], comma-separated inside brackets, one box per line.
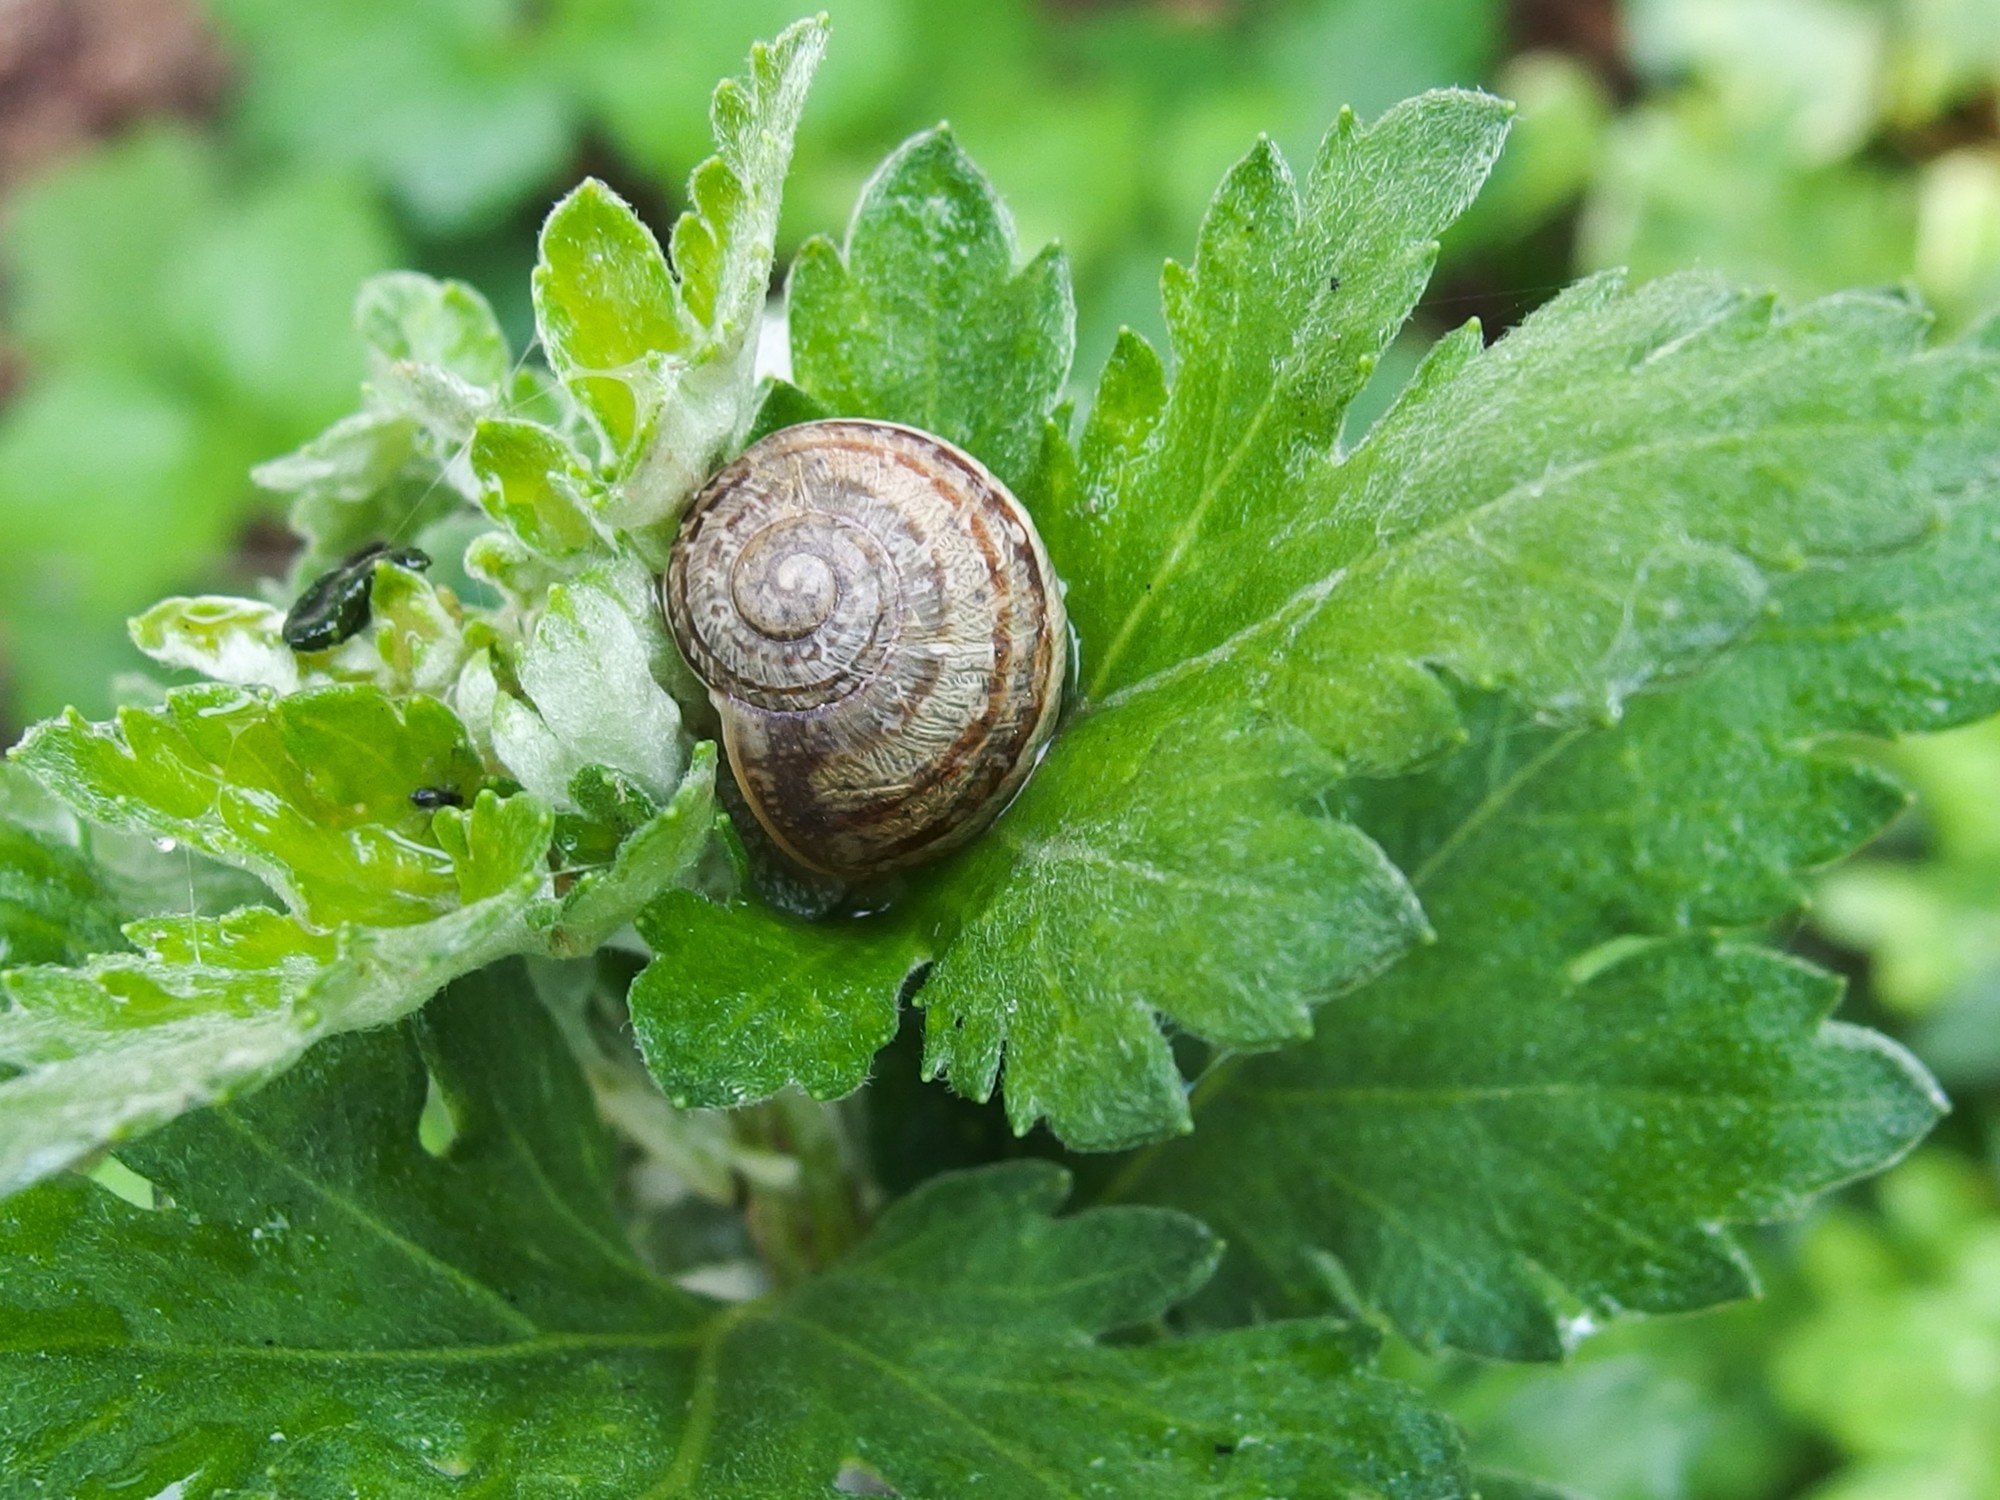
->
[0, 683, 717, 1195]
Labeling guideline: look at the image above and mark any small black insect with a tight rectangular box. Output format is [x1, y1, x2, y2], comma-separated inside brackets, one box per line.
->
[409, 786, 465, 811]
[282, 541, 431, 653]
[1327, 273, 1342, 294]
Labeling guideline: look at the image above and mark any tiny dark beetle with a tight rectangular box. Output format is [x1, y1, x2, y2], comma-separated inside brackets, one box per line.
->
[409, 786, 465, 811]
[282, 542, 432, 653]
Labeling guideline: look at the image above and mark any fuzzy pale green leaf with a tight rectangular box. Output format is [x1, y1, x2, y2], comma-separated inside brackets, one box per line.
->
[355, 270, 510, 394]
[532, 18, 827, 539]
[251, 409, 468, 585]
[542, 744, 719, 957]
[0, 673, 722, 1193]
[12, 684, 489, 929]
[0, 790, 551, 1195]
[468, 416, 601, 557]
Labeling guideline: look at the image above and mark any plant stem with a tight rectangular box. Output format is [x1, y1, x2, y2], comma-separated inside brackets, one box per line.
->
[732, 1091, 873, 1288]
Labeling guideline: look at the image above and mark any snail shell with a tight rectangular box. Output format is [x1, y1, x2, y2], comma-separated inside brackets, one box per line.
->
[663, 419, 1067, 879]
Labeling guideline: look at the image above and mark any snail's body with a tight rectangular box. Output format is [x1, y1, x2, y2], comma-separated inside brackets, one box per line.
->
[664, 419, 1066, 879]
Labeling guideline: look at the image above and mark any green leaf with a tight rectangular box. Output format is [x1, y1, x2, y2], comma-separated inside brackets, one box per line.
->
[12, 685, 489, 929]
[131, 563, 470, 702]
[349, 272, 515, 452]
[462, 570, 687, 811]
[960, 272, 2000, 1144]
[532, 18, 828, 539]
[789, 126, 1074, 499]
[354, 271, 510, 393]
[919, 709, 1426, 1149]
[253, 272, 511, 586]
[531, 178, 685, 454]
[0, 792, 549, 1196]
[0, 969, 1469, 1497]
[1107, 479, 2000, 1359]
[631, 889, 926, 1108]
[1058, 91, 1513, 695]
[744, 375, 831, 445]
[468, 417, 601, 557]
[0, 710, 723, 1201]
[544, 745, 719, 957]
[130, 596, 302, 693]
[251, 410, 467, 585]
[0, 819, 124, 969]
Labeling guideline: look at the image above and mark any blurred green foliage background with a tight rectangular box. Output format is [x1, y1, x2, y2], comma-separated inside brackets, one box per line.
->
[3, 1, 1999, 1494]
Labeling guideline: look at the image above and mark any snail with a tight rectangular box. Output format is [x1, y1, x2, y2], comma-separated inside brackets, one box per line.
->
[662, 419, 1068, 879]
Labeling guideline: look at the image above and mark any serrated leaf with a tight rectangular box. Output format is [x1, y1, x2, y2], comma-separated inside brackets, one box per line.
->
[1059, 91, 1514, 692]
[789, 126, 1074, 499]
[533, 19, 827, 540]
[773, 101, 2000, 1150]
[876, 173, 2000, 1136]
[1108, 482, 2000, 1358]
[0, 970, 1469, 1497]
[434, 791, 565, 908]
[919, 710, 1426, 1149]
[0, 708, 722, 1202]
[631, 890, 926, 1108]
[0, 792, 551, 1195]
[12, 684, 488, 929]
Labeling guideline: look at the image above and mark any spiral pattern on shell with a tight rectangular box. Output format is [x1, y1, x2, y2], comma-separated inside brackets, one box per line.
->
[664, 419, 1068, 878]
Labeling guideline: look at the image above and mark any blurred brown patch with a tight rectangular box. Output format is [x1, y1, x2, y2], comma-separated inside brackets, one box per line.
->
[1509, 0, 1634, 99]
[232, 514, 302, 590]
[0, 0, 228, 189]
[1882, 91, 2000, 162]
